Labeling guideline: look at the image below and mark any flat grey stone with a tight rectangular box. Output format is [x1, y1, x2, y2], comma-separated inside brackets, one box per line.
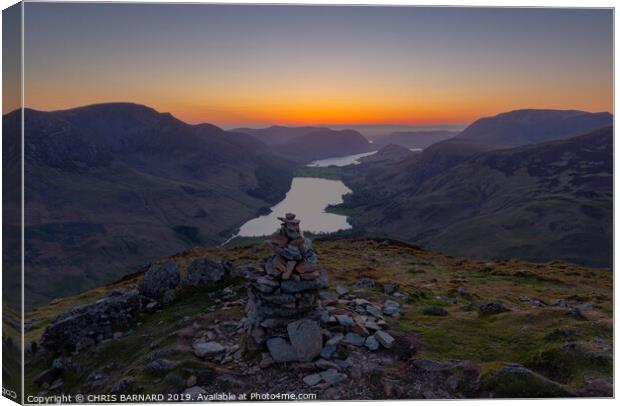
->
[287, 319, 322, 362]
[374, 331, 395, 349]
[344, 332, 365, 347]
[364, 335, 380, 351]
[266, 337, 297, 363]
[303, 373, 322, 386]
[193, 341, 225, 358]
[335, 314, 354, 326]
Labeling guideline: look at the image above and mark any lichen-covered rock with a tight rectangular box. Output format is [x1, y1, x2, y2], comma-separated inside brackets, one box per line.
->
[40, 289, 144, 353]
[287, 319, 322, 362]
[481, 364, 573, 398]
[478, 302, 510, 316]
[182, 258, 229, 287]
[138, 260, 180, 299]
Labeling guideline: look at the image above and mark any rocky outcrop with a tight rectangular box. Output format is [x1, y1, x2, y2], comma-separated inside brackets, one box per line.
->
[138, 260, 180, 301]
[40, 289, 145, 353]
[182, 258, 231, 288]
[244, 213, 326, 362]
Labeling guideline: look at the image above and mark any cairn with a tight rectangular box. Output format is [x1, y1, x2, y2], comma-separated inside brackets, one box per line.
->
[244, 213, 327, 362]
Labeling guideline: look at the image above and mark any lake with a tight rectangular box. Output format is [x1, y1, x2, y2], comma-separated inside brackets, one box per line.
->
[236, 177, 352, 237]
[306, 150, 378, 167]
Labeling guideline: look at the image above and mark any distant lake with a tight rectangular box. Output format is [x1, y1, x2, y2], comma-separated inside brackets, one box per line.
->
[236, 177, 352, 237]
[306, 151, 378, 167]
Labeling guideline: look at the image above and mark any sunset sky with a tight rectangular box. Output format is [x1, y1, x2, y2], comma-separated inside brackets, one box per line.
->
[17, 3, 613, 128]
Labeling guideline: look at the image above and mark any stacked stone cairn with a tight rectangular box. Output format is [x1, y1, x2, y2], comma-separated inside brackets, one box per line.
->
[244, 213, 327, 363]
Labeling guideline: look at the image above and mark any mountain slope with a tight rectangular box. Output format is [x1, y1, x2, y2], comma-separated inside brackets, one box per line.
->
[375, 130, 458, 149]
[4, 103, 294, 308]
[235, 126, 372, 162]
[459, 109, 612, 147]
[275, 128, 372, 162]
[23, 238, 612, 398]
[340, 127, 612, 267]
[231, 125, 327, 145]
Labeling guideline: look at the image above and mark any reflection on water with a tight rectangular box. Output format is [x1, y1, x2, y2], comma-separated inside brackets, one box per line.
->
[238, 177, 352, 237]
[306, 151, 378, 167]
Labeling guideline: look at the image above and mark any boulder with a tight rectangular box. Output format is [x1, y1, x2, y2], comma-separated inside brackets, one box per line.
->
[138, 261, 180, 299]
[193, 341, 225, 358]
[182, 258, 228, 287]
[40, 289, 144, 353]
[266, 337, 298, 363]
[481, 364, 573, 398]
[287, 319, 322, 362]
[479, 302, 510, 316]
[423, 305, 448, 316]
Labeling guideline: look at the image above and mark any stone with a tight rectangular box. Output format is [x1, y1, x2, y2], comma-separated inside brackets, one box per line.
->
[280, 280, 321, 293]
[335, 286, 349, 296]
[423, 305, 448, 316]
[256, 276, 279, 287]
[553, 299, 568, 308]
[138, 261, 180, 299]
[374, 331, 395, 349]
[303, 373, 322, 387]
[183, 386, 208, 400]
[479, 302, 510, 315]
[112, 378, 135, 393]
[364, 335, 380, 351]
[384, 299, 400, 308]
[287, 319, 322, 362]
[365, 321, 381, 331]
[344, 333, 365, 347]
[181, 258, 227, 287]
[350, 322, 369, 336]
[335, 314, 354, 326]
[266, 337, 297, 363]
[316, 359, 340, 370]
[193, 341, 225, 358]
[320, 345, 337, 359]
[383, 306, 400, 316]
[393, 292, 410, 301]
[321, 368, 347, 385]
[482, 364, 573, 397]
[366, 305, 382, 318]
[40, 289, 144, 353]
[146, 358, 177, 373]
[355, 278, 375, 288]
[569, 308, 587, 320]
[383, 283, 398, 294]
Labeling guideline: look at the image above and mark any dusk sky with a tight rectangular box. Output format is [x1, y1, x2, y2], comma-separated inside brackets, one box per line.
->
[18, 3, 613, 128]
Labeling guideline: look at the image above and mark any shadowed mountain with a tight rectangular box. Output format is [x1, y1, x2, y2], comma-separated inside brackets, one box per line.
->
[375, 130, 458, 149]
[234, 126, 372, 162]
[4, 103, 293, 308]
[459, 109, 612, 147]
[339, 126, 613, 267]
[231, 125, 328, 145]
[358, 144, 417, 164]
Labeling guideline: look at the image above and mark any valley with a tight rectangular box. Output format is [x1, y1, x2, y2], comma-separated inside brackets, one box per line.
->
[5, 104, 613, 310]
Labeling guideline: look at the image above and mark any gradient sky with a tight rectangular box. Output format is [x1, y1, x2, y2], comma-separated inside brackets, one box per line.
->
[17, 3, 613, 127]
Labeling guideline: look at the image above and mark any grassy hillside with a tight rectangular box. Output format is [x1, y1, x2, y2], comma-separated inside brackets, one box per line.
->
[24, 238, 612, 398]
